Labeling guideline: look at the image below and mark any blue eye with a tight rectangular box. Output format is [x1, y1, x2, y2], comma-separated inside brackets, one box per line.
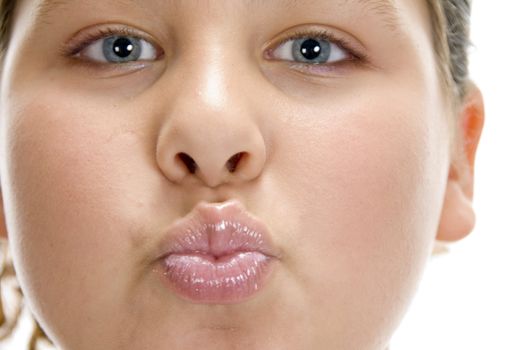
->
[273, 36, 349, 64]
[79, 35, 158, 63]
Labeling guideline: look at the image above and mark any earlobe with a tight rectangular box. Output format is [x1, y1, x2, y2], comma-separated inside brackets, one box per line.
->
[436, 81, 485, 242]
[436, 180, 476, 241]
[0, 188, 7, 239]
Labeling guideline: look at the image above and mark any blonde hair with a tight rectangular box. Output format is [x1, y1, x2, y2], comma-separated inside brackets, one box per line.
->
[0, 0, 473, 348]
[0, 241, 50, 349]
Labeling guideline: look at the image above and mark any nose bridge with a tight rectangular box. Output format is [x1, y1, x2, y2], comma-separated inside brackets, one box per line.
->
[192, 46, 230, 112]
[177, 30, 246, 125]
[156, 35, 266, 188]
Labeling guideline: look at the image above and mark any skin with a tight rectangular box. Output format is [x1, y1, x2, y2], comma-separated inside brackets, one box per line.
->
[0, 0, 484, 349]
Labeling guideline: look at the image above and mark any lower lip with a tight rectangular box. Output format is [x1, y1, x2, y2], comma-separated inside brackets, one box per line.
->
[158, 251, 276, 304]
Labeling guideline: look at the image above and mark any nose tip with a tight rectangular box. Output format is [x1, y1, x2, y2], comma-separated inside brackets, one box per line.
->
[156, 120, 267, 188]
[178, 150, 246, 187]
[154, 52, 267, 189]
[162, 144, 262, 188]
[177, 151, 245, 175]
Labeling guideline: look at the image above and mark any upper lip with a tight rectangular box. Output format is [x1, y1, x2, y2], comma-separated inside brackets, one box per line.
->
[157, 199, 282, 260]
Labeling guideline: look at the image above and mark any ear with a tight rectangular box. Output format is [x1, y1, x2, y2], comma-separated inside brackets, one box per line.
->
[436, 81, 485, 242]
[0, 187, 7, 239]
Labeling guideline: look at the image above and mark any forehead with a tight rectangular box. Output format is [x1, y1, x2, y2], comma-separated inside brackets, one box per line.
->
[32, 0, 404, 31]
[35, 0, 399, 13]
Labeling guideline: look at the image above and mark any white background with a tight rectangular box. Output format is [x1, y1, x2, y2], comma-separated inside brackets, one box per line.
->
[391, 1, 526, 349]
[2, 1, 525, 350]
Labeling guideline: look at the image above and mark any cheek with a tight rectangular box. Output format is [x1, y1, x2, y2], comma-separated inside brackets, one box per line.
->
[2, 89, 156, 337]
[273, 91, 448, 339]
[1, 67, 450, 348]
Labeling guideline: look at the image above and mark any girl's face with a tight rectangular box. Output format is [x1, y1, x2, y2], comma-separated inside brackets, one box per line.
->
[0, 0, 459, 349]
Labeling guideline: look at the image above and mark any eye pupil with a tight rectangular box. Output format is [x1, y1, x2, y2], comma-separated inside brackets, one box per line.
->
[102, 36, 143, 63]
[300, 39, 322, 60]
[112, 37, 135, 58]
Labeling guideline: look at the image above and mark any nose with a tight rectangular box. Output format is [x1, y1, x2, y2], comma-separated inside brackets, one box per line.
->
[155, 55, 267, 188]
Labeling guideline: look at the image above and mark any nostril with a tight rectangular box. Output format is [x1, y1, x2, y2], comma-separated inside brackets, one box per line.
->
[226, 152, 246, 173]
[177, 153, 198, 174]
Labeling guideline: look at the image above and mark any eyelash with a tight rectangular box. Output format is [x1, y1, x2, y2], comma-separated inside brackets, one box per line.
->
[61, 26, 150, 58]
[269, 28, 367, 67]
[61, 26, 368, 71]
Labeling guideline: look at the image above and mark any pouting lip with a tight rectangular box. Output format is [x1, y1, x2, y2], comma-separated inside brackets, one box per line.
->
[156, 199, 283, 261]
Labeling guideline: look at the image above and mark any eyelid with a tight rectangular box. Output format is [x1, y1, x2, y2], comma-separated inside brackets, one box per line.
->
[60, 24, 164, 61]
[264, 27, 369, 64]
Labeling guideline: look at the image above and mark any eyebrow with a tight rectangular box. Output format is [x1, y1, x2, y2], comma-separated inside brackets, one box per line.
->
[357, 0, 401, 32]
[35, 0, 401, 32]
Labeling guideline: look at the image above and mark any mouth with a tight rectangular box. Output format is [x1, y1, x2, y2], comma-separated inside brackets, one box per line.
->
[154, 199, 282, 304]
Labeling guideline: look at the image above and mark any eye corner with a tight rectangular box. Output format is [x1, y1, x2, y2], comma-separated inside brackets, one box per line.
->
[262, 46, 277, 61]
[151, 42, 166, 60]
[61, 25, 165, 67]
[261, 26, 366, 69]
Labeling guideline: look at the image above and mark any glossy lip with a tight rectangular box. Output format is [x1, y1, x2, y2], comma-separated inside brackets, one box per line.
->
[155, 199, 282, 304]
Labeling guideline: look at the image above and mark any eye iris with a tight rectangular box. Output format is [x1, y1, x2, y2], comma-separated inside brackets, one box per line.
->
[300, 39, 322, 60]
[113, 37, 135, 58]
[102, 36, 142, 62]
[291, 37, 331, 64]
